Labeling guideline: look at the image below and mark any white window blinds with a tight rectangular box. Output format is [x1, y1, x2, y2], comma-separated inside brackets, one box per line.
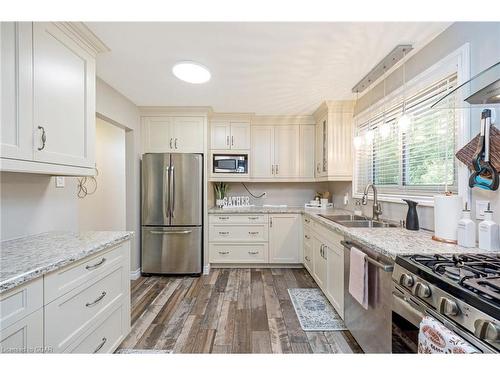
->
[354, 73, 458, 198]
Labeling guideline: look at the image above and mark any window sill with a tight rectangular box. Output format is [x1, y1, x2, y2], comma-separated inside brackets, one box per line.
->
[352, 192, 437, 207]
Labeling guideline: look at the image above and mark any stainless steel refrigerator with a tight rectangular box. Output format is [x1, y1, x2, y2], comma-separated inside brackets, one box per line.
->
[141, 153, 203, 275]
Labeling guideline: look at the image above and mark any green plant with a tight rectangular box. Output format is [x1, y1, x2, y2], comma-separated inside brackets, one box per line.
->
[214, 182, 229, 200]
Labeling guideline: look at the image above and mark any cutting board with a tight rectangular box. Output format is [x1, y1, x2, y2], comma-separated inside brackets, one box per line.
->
[455, 125, 500, 172]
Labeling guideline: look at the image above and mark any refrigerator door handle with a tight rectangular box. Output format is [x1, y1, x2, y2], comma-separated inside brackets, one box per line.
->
[164, 166, 171, 219]
[150, 230, 192, 235]
[170, 165, 175, 217]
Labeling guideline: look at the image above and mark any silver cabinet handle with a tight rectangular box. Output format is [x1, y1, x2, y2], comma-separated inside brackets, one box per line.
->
[93, 337, 107, 353]
[86, 291, 106, 307]
[272, 165, 275, 175]
[218, 216, 230, 220]
[218, 251, 229, 255]
[276, 164, 279, 174]
[219, 231, 229, 235]
[270, 217, 273, 227]
[305, 218, 310, 223]
[37, 126, 46, 151]
[248, 216, 259, 220]
[85, 258, 106, 270]
[150, 230, 192, 235]
[231, 136, 234, 146]
[226, 135, 230, 146]
[169, 138, 173, 149]
[305, 256, 311, 261]
[305, 235, 310, 239]
[248, 251, 259, 255]
[248, 231, 259, 235]
[174, 138, 178, 149]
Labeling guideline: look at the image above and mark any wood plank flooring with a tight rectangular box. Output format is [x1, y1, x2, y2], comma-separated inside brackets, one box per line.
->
[118, 268, 363, 354]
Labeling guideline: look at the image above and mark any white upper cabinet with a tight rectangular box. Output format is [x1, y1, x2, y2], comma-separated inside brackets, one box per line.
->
[300, 125, 315, 178]
[274, 125, 299, 178]
[32, 22, 95, 168]
[1, 22, 106, 175]
[142, 116, 204, 153]
[251, 125, 274, 178]
[269, 214, 300, 263]
[210, 120, 250, 150]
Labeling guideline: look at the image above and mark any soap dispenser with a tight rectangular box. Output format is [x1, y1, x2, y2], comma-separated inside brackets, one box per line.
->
[403, 199, 419, 231]
[457, 202, 476, 248]
[478, 203, 499, 251]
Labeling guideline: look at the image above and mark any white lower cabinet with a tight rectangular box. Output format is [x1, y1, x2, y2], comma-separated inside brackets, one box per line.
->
[312, 236, 327, 289]
[0, 240, 131, 354]
[326, 243, 344, 318]
[269, 214, 300, 263]
[209, 243, 268, 263]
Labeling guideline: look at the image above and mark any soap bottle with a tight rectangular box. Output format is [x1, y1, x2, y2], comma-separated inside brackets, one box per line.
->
[457, 202, 476, 248]
[478, 204, 499, 251]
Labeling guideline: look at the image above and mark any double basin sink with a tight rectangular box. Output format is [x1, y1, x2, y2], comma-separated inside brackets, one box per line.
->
[318, 214, 398, 228]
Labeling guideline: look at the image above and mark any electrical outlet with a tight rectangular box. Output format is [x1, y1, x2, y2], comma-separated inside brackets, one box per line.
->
[476, 200, 490, 220]
[55, 176, 65, 188]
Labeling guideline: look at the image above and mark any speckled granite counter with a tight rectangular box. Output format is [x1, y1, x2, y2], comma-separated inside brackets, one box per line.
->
[0, 231, 134, 293]
[208, 206, 499, 260]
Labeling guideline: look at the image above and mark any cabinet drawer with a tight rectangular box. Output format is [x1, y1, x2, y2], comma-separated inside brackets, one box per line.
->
[44, 263, 125, 352]
[209, 243, 268, 263]
[209, 214, 267, 224]
[0, 278, 43, 330]
[209, 224, 268, 242]
[44, 242, 126, 303]
[64, 303, 125, 353]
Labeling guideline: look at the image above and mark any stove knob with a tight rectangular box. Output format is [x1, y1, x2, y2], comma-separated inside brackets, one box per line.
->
[415, 282, 431, 298]
[474, 320, 500, 342]
[400, 273, 414, 288]
[438, 297, 459, 316]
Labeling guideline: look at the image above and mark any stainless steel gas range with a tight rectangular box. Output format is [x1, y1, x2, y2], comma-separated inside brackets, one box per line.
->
[391, 253, 500, 353]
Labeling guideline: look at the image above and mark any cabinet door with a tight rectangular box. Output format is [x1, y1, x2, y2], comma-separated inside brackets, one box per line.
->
[210, 121, 230, 150]
[300, 125, 315, 178]
[1, 22, 33, 161]
[251, 125, 274, 178]
[274, 125, 300, 178]
[313, 237, 327, 289]
[0, 309, 44, 353]
[172, 117, 204, 153]
[269, 214, 300, 263]
[326, 244, 344, 318]
[142, 117, 173, 153]
[230, 122, 250, 150]
[32, 22, 95, 168]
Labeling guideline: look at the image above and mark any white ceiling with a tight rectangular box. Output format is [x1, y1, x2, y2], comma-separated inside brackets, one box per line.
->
[87, 22, 450, 115]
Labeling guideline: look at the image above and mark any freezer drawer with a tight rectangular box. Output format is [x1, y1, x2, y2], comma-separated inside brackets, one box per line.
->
[141, 226, 202, 274]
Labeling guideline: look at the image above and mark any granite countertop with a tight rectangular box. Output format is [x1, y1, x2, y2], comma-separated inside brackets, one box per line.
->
[0, 231, 134, 293]
[208, 206, 305, 214]
[208, 206, 499, 260]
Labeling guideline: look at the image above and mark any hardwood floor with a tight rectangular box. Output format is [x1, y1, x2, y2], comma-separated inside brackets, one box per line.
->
[119, 268, 363, 354]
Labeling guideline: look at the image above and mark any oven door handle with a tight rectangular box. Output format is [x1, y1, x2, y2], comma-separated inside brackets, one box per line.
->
[392, 292, 426, 326]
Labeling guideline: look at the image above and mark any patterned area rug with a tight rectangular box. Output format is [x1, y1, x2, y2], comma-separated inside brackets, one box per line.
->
[288, 288, 347, 331]
[114, 349, 173, 354]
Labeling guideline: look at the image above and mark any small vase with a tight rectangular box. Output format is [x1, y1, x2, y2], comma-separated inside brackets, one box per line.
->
[216, 199, 224, 208]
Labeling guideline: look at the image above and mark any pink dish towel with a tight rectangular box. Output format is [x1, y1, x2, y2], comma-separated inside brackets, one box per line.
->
[418, 316, 480, 354]
[348, 246, 368, 309]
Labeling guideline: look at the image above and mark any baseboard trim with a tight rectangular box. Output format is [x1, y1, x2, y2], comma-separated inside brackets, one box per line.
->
[130, 268, 141, 280]
[209, 263, 304, 269]
[203, 264, 211, 275]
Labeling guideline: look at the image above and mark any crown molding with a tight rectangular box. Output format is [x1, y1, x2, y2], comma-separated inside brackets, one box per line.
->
[54, 22, 110, 56]
[209, 112, 255, 122]
[251, 114, 315, 126]
[139, 106, 212, 117]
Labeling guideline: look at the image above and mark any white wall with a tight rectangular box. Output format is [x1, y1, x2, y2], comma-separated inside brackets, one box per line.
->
[0, 173, 79, 240]
[79, 118, 126, 231]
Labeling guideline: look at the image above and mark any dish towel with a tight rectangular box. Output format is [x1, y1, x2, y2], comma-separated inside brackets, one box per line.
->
[418, 315, 480, 354]
[348, 246, 368, 309]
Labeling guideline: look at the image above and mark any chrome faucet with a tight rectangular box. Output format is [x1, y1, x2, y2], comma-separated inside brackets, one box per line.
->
[362, 183, 382, 221]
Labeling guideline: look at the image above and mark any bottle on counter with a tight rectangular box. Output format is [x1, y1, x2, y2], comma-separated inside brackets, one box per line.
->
[457, 202, 476, 248]
[478, 203, 499, 251]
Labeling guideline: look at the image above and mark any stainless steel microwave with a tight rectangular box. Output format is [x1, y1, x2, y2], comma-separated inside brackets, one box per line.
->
[213, 154, 248, 173]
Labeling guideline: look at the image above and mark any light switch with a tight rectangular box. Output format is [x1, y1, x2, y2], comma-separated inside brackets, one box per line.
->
[55, 176, 65, 188]
[476, 200, 490, 220]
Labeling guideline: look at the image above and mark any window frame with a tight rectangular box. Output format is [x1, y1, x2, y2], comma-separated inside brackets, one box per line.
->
[352, 44, 471, 207]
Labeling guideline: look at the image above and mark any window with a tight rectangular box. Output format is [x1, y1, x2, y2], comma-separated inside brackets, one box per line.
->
[353, 72, 460, 202]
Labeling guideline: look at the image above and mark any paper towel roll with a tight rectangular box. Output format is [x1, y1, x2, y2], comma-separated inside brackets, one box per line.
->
[434, 194, 463, 242]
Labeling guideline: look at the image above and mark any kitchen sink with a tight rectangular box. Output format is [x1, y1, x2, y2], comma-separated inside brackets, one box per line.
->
[318, 214, 398, 228]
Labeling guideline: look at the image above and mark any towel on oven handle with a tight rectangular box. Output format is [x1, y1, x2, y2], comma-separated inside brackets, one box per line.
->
[418, 315, 480, 354]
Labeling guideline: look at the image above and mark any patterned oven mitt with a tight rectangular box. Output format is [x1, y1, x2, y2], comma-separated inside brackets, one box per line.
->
[418, 316, 480, 354]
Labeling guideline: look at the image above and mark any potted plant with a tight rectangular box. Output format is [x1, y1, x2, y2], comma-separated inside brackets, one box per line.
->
[214, 182, 229, 207]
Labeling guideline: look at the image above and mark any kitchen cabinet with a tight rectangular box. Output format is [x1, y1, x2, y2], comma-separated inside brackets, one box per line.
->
[312, 236, 327, 289]
[0, 309, 44, 353]
[1, 22, 103, 175]
[326, 242, 344, 318]
[210, 121, 250, 150]
[251, 124, 313, 180]
[142, 116, 204, 153]
[313, 101, 354, 181]
[303, 226, 313, 272]
[269, 214, 300, 263]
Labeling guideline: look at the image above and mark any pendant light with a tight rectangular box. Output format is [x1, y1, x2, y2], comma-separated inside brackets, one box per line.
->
[379, 69, 391, 138]
[398, 48, 411, 131]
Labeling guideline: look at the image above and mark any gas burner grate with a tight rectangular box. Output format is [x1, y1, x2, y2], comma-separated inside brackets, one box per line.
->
[462, 276, 500, 305]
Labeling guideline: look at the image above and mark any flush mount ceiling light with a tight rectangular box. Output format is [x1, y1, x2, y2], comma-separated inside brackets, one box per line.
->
[172, 61, 211, 84]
